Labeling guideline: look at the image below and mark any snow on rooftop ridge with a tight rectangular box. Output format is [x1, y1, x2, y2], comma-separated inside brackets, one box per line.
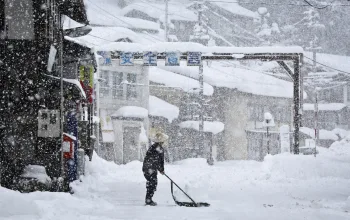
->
[63, 133, 77, 141]
[94, 42, 304, 54]
[308, 72, 339, 78]
[85, 1, 160, 32]
[121, 2, 197, 22]
[149, 67, 214, 96]
[210, 0, 259, 19]
[179, 121, 225, 134]
[75, 27, 160, 47]
[210, 46, 303, 54]
[45, 74, 87, 99]
[303, 103, 347, 111]
[63, 16, 85, 30]
[67, 26, 163, 49]
[20, 165, 51, 184]
[112, 106, 148, 119]
[161, 64, 294, 98]
[149, 96, 179, 123]
[65, 36, 93, 49]
[300, 127, 339, 141]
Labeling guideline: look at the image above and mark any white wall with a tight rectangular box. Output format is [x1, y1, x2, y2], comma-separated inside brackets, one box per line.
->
[222, 91, 292, 160]
[97, 59, 150, 163]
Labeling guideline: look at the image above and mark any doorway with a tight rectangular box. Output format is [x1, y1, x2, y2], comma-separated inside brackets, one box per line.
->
[123, 126, 140, 164]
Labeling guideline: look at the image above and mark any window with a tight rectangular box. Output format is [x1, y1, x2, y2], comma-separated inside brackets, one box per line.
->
[3, 0, 34, 40]
[100, 71, 110, 97]
[112, 72, 123, 98]
[126, 73, 137, 99]
[247, 105, 255, 121]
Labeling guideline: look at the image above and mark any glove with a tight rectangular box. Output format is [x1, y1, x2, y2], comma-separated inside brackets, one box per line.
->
[160, 171, 165, 175]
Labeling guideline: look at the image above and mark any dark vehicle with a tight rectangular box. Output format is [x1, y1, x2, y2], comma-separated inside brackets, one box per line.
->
[0, 0, 94, 190]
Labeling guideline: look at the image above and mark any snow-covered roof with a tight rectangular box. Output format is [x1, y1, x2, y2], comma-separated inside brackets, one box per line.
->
[209, 0, 259, 19]
[161, 63, 294, 98]
[63, 133, 77, 141]
[68, 26, 162, 48]
[62, 78, 87, 99]
[149, 96, 179, 123]
[84, 0, 160, 32]
[308, 72, 339, 78]
[149, 67, 214, 96]
[300, 127, 339, 141]
[45, 75, 87, 98]
[63, 16, 85, 30]
[179, 121, 225, 134]
[95, 42, 304, 54]
[112, 106, 148, 119]
[304, 103, 347, 111]
[121, 2, 197, 22]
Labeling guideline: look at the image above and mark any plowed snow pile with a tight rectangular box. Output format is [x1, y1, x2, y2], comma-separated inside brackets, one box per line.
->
[1, 141, 349, 220]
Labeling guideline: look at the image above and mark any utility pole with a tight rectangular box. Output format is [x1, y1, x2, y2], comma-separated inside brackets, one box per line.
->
[165, 0, 169, 42]
[309, 36, 321, 155]
[196, 0, 213, 165]
[314, 90, 318, 157]
[198, 1, 202, 25]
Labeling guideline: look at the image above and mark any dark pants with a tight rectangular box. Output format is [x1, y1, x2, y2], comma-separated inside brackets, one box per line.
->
[143, 171, 158, 202]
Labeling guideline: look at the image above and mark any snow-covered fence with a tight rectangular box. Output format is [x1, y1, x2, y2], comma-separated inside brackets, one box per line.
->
[246, 130, 281, 161]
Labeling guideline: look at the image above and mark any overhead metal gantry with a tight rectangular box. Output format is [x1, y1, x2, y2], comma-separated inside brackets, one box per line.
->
[98, 43, 304, 161]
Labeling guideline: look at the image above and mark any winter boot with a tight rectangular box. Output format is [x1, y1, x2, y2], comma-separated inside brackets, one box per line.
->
[145, 198, 157, 206]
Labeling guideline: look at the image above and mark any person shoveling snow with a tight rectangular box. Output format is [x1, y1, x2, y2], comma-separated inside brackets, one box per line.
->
[142, 132, 210, 207]
[142, 132, 168, 206]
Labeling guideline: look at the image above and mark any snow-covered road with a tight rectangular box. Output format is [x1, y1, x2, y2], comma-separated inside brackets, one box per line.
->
[1, 144, 350, 220]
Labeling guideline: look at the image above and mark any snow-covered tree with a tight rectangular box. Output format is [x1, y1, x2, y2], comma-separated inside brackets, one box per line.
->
[188, 1, 211, 45]
[256, 7, 281, 45]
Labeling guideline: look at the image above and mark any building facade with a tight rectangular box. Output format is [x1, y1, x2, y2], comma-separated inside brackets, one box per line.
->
[97, 58, 149, 164]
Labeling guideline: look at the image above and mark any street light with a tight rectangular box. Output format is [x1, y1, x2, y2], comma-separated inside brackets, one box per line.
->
[262, 112, 275, 155]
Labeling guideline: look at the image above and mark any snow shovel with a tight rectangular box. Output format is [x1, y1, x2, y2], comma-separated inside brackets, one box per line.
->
[164, 174, 210, 207]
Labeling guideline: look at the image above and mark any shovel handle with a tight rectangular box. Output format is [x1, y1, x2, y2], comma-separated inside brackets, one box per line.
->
[164, 173, 197, 204]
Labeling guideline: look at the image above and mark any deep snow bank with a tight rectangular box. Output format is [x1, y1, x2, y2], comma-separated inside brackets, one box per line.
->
[1, 143, 349, 219]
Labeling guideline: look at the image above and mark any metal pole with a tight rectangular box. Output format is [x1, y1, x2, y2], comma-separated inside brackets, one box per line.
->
[198, 1, 202, 27]
[313, 49, 318, 157]
[199, 63, 207, 163]
[300, 65, 304, 127]
[314, 91, 318, 157]
[313, 51, 317, 72]
[293, 57, 301, 154]
[165, 0, 168, 42]
[267, 127, 270, 154]
[59, 13, 65, 182]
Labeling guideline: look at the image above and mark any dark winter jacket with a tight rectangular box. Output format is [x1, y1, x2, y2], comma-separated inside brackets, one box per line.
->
[142, 143, 165, 173]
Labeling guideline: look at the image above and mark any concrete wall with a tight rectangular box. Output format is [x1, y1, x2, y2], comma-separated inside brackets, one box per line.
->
[217, 89, 292, 160]
[222, 91, 249, 160]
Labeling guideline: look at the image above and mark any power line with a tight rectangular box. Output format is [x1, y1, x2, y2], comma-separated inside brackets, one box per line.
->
[303, 0, 335, 9]
[304, 56, 350, 75]
[203, 0, 350, 7]
[87, 34, 115, 43]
